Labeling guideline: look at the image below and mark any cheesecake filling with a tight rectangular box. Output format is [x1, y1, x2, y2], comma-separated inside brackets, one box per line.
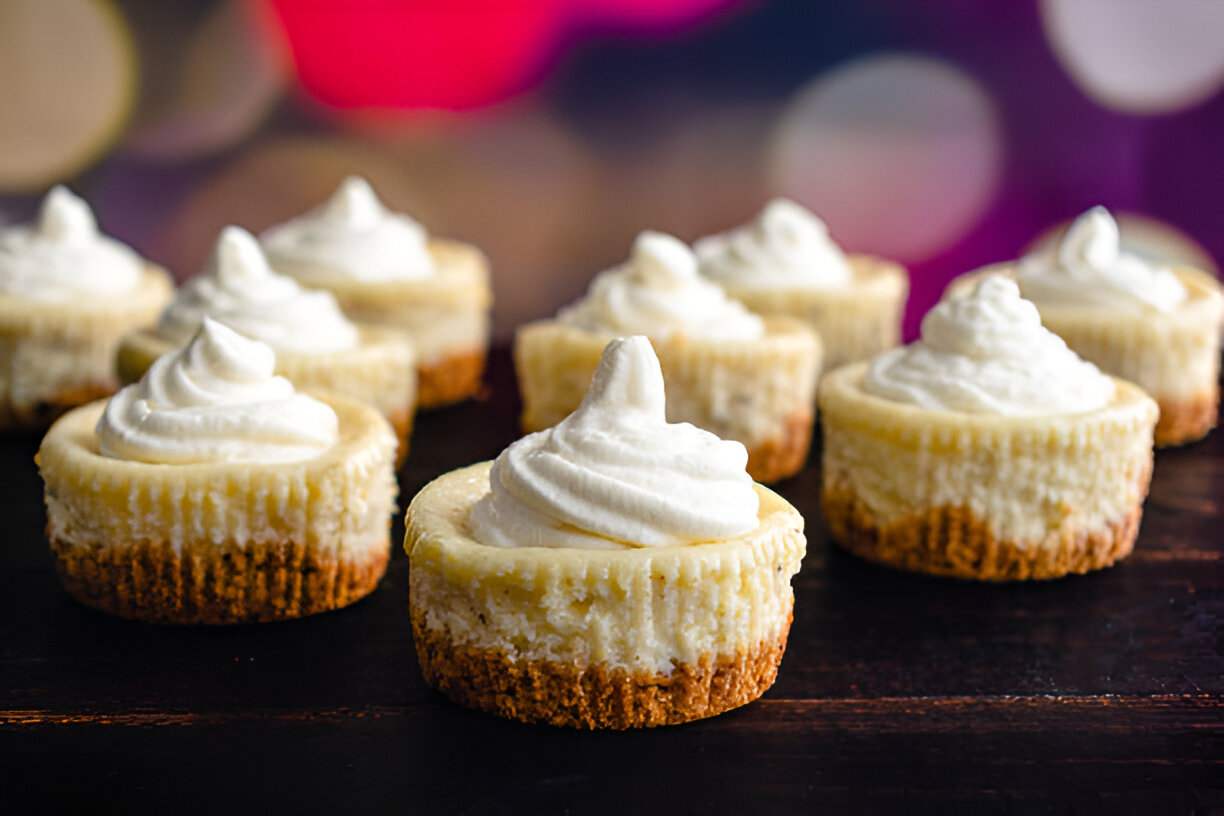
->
[98, 318, 339, 464]
[156, 226, 359, 354]
[410, 463, 803, 675]
[695, 198, 853, 290]
[865, 276, 1114, 415]
[1017, 206, 1188, 314]
[0, 186, 146, 301]
[261, 175, 434, 283]
[558, 231, 764, 341]
[471, 335, 759, 550]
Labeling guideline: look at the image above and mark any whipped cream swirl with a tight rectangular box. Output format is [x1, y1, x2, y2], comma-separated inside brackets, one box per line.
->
[0, 186, 145, 301]
[558, 231, 764, 341]
[261, 176, 434, 283]
[157, 226, 359, 354]
[864, 276, 1114, 415]
[469, 335, 760, 550]
[1017, 206, 1187, 313]
[695, 198, 853, 289]
[98, 319, 339, 464]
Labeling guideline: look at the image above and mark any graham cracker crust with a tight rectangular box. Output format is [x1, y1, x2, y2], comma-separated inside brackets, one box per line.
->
[822, 483, 1145, 581]
[1155, 390, 1218, 447]
[411, 606, 793, 729]
[746, 410, 814, 484]
[1, 382, 114, 431]
[50, 536, 390, 625]
[417, 348, 486, 410]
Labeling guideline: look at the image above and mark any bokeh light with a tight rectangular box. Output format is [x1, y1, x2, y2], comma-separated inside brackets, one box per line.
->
[577, 0, 741, 30]
[267, 1, 564, 111]
[767, 53, 1002, 266]
[4, 1, 1220, 349]
[0, 0, 136, 191]
[265, 0, 739, 113]
[124, 0, 288, 161]
[1041, 0, 1224, 115]
[140, 112, 604, 338]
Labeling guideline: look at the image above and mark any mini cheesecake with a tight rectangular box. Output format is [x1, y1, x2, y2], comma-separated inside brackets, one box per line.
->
[117, 226, 417, 464]
[42, 320, 399, 625]
[516, 231, 821, 483]
[0, 186, 174, 428]
[0, 265, 171, 428]
[515, 316, 820, 484]
[406, 462, 805, 729]
[40, 391, 397, 624]
[820, 362, 1158, 580]
[694, 198, 908, 371]
[260, 177, 492, 410]
[713, 254, 907, 371]
[319, 238, 491, 409]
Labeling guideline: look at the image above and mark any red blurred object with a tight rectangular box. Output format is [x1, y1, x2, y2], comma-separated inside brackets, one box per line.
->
[265, 0, 738, 111]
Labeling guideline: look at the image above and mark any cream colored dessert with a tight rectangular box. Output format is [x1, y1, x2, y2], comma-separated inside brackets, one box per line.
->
[407, 336, 806, 728]
[0, 186, 173, 428]
[515, 231, 821, 483]
[39, 319, 398, 624]
[821, 277, 1158, 581]
[695, 198, 908, 370]
[260, 176, 491, 409]
[947, 207, 1224, 446]
[117, 226, 416, 462]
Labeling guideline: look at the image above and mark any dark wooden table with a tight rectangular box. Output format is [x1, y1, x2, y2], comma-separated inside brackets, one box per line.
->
[3, 350, 1222, 814]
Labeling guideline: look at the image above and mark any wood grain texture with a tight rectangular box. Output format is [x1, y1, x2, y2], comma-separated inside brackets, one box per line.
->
[1, 349, 1221, 813]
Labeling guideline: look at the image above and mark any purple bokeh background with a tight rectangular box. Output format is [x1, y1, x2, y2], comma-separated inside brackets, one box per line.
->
[2, 0, 1220, 340]
[873, 1, 1224, 335]
[542, 0, 1224, 336]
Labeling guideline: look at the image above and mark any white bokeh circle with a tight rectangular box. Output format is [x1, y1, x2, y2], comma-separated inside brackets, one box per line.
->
[0, 0, 136, 191]
[767, 53, 1002, 264]
[1042, 0, 1224, 115]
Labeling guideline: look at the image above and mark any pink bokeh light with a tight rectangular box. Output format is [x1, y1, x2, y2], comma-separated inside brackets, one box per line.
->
[265, 0, 740, 111]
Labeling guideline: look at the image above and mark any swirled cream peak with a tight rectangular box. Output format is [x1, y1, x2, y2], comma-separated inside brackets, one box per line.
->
[0, 186, 145, 301]
[864, 276, 1114, 415]
[156, 226, 359, 354]
[695, 198, 853, 289]
[469, 336, 760, 550]
[260, 175, 434, 283]
[98, 319, 339, 464]
[558, 231, 764, 341]
[1017, 206, 1187, 313]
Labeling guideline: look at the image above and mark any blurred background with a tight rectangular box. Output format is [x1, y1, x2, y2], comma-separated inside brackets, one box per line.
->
[1, 0, 1221, 339]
